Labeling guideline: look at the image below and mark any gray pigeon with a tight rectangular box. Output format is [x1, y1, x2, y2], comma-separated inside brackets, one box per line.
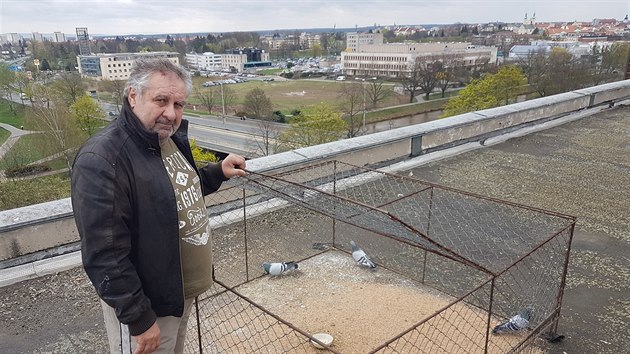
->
[350, 240, 376, 268]
[262, 261, 298, 276]
[493, 306, 534, 334]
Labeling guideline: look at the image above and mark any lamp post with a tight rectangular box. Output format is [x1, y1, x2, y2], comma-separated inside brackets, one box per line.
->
[362, 78, 366, 130]
[220, 82, 226, 124]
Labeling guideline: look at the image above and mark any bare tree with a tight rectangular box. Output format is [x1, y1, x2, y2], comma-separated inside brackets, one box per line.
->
[220, 85, 236, 115]
[365, 79, 392, 107]
[338, 82, 365, 138]
[98, 79, 126, 113]
[194, 87, 218, 114]
[51, 71, 86, 105]
[400, 60, 423, 103]
[250, 119, 282, 157]
[401, 58, 440, 102]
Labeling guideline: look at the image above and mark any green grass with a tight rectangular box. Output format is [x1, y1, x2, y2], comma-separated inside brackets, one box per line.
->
[1, 133, 56, 166]
[0, 174, 71, 211]
[0, 99, 25, 128]
[0, 127, 9, 146]
[189, 78, 409, 115]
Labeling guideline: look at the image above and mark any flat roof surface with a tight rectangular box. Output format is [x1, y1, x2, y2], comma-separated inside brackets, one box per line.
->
[0, 105, 628, 353]
[407, 105, 630, 354]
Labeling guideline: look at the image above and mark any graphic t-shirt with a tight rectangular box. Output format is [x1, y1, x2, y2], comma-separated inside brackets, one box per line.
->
[161, 138, 213, 298]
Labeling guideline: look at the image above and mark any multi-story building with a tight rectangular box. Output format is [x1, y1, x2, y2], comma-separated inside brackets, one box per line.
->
[31, 32, 44, 42]
[52, 32, 66, 43]
[76, 51, 180, 80]
[185, 52, 222, 71]
[222, 48, 271, 72]
[341, 42, 497, 78]
[345, 31, 384, 52]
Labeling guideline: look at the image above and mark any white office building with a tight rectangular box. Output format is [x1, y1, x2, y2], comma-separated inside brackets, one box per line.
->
[342, 42, 497, 78]
[77, 51, 180, 80]
[185, 52, 222, 71]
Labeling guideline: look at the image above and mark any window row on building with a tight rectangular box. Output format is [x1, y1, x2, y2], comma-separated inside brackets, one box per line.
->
[77, 52, 180, 80]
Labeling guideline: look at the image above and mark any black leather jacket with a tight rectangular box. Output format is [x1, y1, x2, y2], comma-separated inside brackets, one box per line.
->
[71, 101, 226, 336]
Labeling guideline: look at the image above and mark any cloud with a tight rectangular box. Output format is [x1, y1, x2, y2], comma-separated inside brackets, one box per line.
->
[1, 0, 627, 35]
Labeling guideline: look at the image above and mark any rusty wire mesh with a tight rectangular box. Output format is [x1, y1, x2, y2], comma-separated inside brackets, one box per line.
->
[184, 160, 574, 353]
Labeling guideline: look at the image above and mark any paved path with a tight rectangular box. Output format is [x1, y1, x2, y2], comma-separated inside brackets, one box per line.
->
[0, 123, 35, 160]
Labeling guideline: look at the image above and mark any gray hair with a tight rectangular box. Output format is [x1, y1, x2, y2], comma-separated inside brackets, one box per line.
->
[123, 58, 192, 98]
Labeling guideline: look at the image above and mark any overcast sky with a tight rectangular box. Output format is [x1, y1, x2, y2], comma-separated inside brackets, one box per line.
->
[2, 0, 629, 36]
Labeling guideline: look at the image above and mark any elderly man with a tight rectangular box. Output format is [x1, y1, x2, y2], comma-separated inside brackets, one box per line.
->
[71, 58, 246, 354]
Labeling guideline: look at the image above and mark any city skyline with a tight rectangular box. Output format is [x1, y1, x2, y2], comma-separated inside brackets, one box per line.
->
[1, 0, 629, 36]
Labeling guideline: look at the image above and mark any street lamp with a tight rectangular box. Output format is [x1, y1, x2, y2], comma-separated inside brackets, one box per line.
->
[362, 78, 366, 130]
[220, 82, 226, 124]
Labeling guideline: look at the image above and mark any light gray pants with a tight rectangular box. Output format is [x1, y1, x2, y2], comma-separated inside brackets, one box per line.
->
[100, 298, 194, 354]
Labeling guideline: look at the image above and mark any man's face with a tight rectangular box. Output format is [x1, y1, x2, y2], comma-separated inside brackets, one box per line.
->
[127, 71, 186, 143]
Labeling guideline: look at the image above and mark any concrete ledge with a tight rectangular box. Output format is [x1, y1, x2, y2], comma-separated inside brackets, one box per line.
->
[0, 251, 81, 287]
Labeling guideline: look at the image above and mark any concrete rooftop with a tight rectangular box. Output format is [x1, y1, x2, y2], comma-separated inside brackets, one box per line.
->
[0, 104, 629, 353]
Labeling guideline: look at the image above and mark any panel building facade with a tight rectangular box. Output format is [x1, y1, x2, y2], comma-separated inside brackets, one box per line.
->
[342, 34, 497, 78]
[77, 52, 180, 80]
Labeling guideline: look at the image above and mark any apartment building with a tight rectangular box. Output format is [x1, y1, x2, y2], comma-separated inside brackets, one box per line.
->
[52, 32, 66, 43]
[341, 42, 497, 78]
[76, 51, 180, 80]
[185, 52, 222, 71]
[31, 32, 44, 42]
[345, 31, 384, 52]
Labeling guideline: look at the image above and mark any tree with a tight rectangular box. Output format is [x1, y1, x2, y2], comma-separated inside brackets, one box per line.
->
[242, 88, 277, 156]
[489, 65, 527, 105]
[24, 86, 85, 172]
[243, 87, 274, 120]
[436, 56, 460, 98]
[71, 95, 103, 137]
[194, 87, 218, 115]
[220, 85, 236, 115]
[442, 65, 526, 117]
[51, 71, 86, 105]
[98, 79, 126, 113]
[442, 77, 498, 117]
[521, 47, 587, 97]
[365, 79, 392, 108]
[337, 82, 365, 138]
[250, 118, 282, 157]
[278, 103, 347, 151]
[0, 63, 17, 114]
[401, 58, 441, 103]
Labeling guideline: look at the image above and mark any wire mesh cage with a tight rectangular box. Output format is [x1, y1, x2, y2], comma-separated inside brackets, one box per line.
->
[184, 160, 575, 353]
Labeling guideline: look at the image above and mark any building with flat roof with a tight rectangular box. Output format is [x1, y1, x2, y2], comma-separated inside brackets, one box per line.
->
[342, 41, 497, 78]
[346, 31, 384, 52]
[52, 32, 65, 43]
[185, 52, 222, 72]
[76, 51, 180, 80]
[222, 48, 271, 72]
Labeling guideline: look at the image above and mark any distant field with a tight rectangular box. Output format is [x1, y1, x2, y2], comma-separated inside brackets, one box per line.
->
[189, 77, 409, 114]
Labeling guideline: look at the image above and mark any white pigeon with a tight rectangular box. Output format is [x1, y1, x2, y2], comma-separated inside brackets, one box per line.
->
[493, 307, 534, 334]
[350, 240, 376, 269]
[262, 261, 299, 276]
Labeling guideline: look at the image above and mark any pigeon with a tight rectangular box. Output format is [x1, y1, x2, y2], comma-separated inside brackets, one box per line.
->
[262, 261, 299, 276]
[493, 306, 534, 334]
[350, 240, 376, 269]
